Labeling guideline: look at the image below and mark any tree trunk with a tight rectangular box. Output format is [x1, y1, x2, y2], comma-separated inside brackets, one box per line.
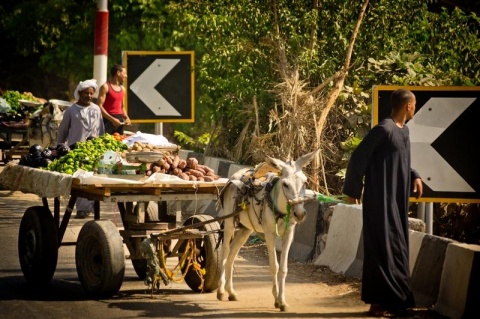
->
[312, 0, 370, 192]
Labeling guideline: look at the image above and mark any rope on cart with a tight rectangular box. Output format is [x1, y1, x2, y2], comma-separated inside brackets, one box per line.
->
[146, 209, 245, 295]
[144, 208, 245, 296]
[156, 238, 205, 291]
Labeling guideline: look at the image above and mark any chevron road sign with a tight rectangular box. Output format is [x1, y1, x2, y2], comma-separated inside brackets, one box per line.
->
[122, 51, 195, 123]
[373, 86, 480, 203]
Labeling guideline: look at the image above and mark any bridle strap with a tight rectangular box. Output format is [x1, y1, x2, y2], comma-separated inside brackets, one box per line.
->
[265, 177, 314, 215]
[288, 196, 317, 205]
[264, 177, 287, 218]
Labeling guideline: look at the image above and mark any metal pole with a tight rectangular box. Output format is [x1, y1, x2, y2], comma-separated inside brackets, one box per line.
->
[425, 202, 433, 235]
[93, 0, 109, 97]
[417, 202, 425, 222]
[155, 123, 163, 136]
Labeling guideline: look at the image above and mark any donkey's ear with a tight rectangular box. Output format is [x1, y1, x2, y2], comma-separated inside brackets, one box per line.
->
[295, 148, 320, 169]
[265, 156, 286, 172]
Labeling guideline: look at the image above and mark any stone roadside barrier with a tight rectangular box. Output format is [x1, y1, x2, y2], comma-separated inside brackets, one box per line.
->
[434, 242, 480, 319]
[314, 204, 363, 275]
[410, 231, 456, 308]
[314, 203, 480, 319]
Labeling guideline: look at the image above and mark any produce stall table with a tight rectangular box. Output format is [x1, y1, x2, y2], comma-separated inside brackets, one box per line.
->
[0, 163, 228, 297]
[0, 99, 44, 163]
[0, 120, 30, 163]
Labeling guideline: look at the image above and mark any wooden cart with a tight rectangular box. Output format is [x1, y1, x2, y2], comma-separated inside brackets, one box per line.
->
[0, 120, 30, 163]
[4, 164, 227, 298]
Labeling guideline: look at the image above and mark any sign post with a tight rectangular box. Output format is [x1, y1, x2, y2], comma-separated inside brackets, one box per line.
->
[93, 0, 108, 97]
[373, 86, 480, 203]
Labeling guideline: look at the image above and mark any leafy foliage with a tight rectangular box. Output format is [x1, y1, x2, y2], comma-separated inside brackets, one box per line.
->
[1, 90, 40, 114]
[2, 0, 97, 81]
[1, 0, 479, 194]
[434, 203, 480, 245]
[173, 130, 210, 153]
[164, 0, 276, 156]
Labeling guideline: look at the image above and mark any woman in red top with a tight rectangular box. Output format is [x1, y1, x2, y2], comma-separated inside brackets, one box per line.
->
[97, 64, 131, 134]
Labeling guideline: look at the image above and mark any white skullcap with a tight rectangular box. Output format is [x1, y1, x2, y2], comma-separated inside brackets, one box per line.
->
[74, 79, 98, 100]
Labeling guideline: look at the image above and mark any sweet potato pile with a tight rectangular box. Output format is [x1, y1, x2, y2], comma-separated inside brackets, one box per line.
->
[147, 155, 220, 182]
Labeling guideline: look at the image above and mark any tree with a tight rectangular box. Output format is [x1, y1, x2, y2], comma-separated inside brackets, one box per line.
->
[0, 0, 98, 97]
[0, 0, 172, 98]
[1, 0, 479, 194]
[137, 0, 480, 193]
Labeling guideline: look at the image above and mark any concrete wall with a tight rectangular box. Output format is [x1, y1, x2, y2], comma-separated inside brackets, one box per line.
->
[278, 194, 337, 262]
[314, 204, 363, 275]
[410, 232, 456, 308]
[434, 243, 480, 319]
[314, 204, 480, 319]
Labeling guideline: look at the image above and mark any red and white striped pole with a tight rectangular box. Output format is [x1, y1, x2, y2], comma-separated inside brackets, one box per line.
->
[93, 0, 108, 97]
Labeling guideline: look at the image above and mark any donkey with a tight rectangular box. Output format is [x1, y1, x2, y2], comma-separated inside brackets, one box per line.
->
[216, 150, 318, 311]
[41, 101, 65, 146]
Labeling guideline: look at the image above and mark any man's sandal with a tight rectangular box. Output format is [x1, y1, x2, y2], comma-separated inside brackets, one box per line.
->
[366, 304, 411, 317]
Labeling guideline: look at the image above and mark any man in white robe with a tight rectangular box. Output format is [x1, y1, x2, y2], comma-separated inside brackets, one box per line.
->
[57, 79, 105, 218]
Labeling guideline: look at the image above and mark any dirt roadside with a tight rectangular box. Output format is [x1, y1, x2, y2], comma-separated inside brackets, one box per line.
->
[236, 240, 447, 319]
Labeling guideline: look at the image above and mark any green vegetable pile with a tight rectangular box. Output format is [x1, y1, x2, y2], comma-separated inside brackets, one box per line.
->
[1, 90, 41, 115]
[44, 134, 128, 175]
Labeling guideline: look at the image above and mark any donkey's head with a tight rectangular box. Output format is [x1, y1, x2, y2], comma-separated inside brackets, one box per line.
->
[265, 150, 318, 223]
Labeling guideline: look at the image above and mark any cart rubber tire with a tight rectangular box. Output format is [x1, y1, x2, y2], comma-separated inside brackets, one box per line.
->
[75, 220, 125, 298]
[133, 202, 160, 222]
[179, 214, 221, 292]
[131, 258, 148, 280]
[145, 202, 159, 222]
[18, 206, 58, 285]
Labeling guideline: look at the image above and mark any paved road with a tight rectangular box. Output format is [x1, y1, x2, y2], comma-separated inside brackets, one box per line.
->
[0, 187, 367, 319]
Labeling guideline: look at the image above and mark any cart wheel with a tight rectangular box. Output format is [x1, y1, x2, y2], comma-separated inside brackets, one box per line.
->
[18, 206, 58, 285]
[146, 202, 159, 222]
[75, 220, 125, 298]
[133, 201, 161, 222]
[179, 214, 221, 292]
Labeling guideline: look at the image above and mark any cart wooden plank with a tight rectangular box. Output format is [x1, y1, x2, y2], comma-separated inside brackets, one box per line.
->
[0, 163, 227, 200]
[71, 178, 226, 197]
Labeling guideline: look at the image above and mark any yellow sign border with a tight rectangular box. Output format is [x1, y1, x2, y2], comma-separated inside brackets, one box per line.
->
[122, 51, 195, 123]
[372, 85, 480, 203]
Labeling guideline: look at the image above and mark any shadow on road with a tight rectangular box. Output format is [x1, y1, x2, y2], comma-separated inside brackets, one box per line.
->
[0, 276, 85, 301]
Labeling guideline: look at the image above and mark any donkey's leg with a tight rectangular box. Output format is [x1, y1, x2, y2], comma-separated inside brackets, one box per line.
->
[263, 231, 280, 309]
[276, 226, 296, 312]
[217, 217, 235, 301]
[224, 226, 252, 301]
